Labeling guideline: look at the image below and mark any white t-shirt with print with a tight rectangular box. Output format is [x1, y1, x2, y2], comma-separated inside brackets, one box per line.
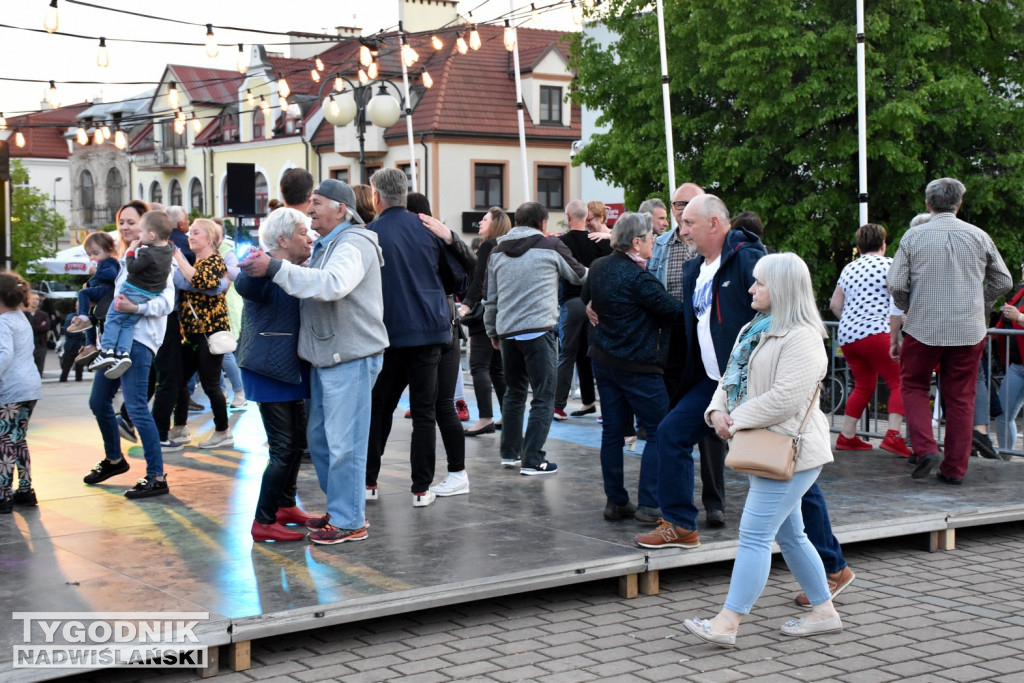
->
[837, 253, 902, 346]
[693, 256, 722, 380]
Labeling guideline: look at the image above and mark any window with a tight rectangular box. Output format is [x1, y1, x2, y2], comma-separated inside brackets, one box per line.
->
[253, 109, 265, 139]
[80, 170, 95, 224]
[399, 164, 414, 191]
[169, 179, 183, 206]
[150, 181, 163, 205]
[189, 178, 204, 213]
[221, 111, 238, 142]
[104, 168, 123, 220]
[537, 166, 565, 210]
[137, 182, 144, 199]
[363, 165, 382, 185]
[254, 172, 268, 215]
[540, 86, 563, 124]
[330, 168, 350, 183]
[474, 164, 504, 209]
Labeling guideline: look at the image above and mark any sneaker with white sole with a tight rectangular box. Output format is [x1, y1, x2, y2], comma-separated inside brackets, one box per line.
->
[160, 439, 185, 453]
[520, 461, 558, 476]
[501, 458, 521, 469]
[104, 353, 133, 380]
[230, 391, 247, 409]
[88, 351, 117, 372]
[430, 471, 470, 497]
[66, 316, 93, 333]
[198, 431, 234, 449]
[413, 490, 436, 507]
[366, 486, 379, 501]
[117, 415, 138, 443]
[168, 425, 191, 441]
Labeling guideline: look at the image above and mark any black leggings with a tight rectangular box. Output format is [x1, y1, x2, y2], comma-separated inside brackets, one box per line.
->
[469, 331, 505, 419]
[174, 334, 228, 432]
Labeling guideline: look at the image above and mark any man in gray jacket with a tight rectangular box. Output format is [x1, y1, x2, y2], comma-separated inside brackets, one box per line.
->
[241, 179, 388, 544]
[484, 202, 586, 475]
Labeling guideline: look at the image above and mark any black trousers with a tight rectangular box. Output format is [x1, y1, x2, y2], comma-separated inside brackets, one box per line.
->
[152, 311, 184, 440]
[436, 334, 465, 473]
[255, 400, 307, 524]
[469, 331, 505, 419]
[174, 334, 228, 432]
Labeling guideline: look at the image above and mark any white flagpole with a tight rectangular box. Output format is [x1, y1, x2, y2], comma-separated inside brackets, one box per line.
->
[398, 5, 418, 193]
[655, 0, 676, 194]
[856, 0, 868, 225]
[511, 0, 531, 202]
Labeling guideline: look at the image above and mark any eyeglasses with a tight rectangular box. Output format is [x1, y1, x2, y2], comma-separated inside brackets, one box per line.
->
[671, 200, 689, 210]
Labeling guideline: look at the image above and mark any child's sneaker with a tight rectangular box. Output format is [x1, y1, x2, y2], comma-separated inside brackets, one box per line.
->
[88, 351, 117, 372]
[75, 345, 101, 367]
[66, 316, 93, 333]
[104, 353, 133, 380]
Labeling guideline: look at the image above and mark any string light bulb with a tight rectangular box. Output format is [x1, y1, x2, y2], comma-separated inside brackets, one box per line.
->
[431, 35, 443, 51]
[44, 0, 58, 33]
[359, 45, 372, 67]
[259, 96, 270, 117]
[15, 131, 26, 148]
[402, 39, 419, 68]
[531, 3, 540, 24]
[328, 96, 340, 119]
[167, 82, 179, 110]
[503, 20, 517, 51]
[277, 76, 290, 99]
[191, 113, 202, 133]
[236, 44, 249, 73]
[456, 33, 468, 55]
[246, 89, 255, 107]
[97, 37, 109, 68]
[571, 0, 583, 25]
[94, 128, 104, 145]
[357, 68, 369, 85]
[0, 113, 6, 131]
[310, 68, 321, 83]
[46, 80, 60, 109]
[205, 24, 218, 58]
[334, 75, 344, 92]
[280, 94, 289, 110]
[422, 70, 433, 89]
[76, 127, 87, 145]
[101, 125, 111, 140]
[114, 130, 127, 149]
[367, 60, 378, 80]
[469, 25, 481, 50]
[315, 57, 324, 72]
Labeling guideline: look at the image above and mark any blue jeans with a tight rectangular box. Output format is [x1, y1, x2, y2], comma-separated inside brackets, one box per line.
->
[101, 286, 158, 354]
[77, 284, 112, 317]
[220, 351, 243, 394]
[725, 467, 831, 614]
[593, 360, 664, 511]
[996, 362, 1024, 452]
[88, 341, 163, 478]
[307, 354, 382, 529]
[500, 332, 557, 468]
[801, 482, 846, 574]
[656, 375, 717, 530]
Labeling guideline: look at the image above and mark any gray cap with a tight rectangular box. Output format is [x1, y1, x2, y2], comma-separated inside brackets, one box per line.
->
[313, 179, 364, 224]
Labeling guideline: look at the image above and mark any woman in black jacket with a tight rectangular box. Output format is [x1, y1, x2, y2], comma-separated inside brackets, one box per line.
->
[582, 212, 684, 522]
[459, 207, 512, 436]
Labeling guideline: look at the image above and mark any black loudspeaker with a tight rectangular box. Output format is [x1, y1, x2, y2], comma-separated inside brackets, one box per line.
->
[225, 163, 256, 216]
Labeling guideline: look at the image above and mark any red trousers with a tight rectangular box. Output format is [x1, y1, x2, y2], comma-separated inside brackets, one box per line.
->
[842, 332, 904, 419]
[899, 334, 984, 480]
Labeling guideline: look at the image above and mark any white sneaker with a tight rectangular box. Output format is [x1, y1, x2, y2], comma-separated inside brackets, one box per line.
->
[198, 431, 234, 449]
[230, 391, 247, 409]
[169, 425, 191, 441]
[430, 471, 469, 497]
[366, 487, 378, 501]
[501, 459, 521, 469]
[104, 354, 133, 380]
[413, 490, 436, 507]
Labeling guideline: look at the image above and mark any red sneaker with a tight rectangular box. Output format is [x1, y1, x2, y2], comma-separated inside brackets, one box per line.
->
[879, 429, 912, 457]
[404, 409, 412, 419]
[836, 434, 873, 451]
[553, 408, 568, 421]
[456, 399, 470, 421]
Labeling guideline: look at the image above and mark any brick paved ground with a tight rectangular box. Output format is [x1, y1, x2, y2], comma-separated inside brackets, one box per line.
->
[66, 520, 1024, 682]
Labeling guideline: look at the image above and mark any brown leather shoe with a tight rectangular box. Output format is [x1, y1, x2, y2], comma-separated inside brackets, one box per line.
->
[635, 519, 700, 549]
[795, 566, 856, 608]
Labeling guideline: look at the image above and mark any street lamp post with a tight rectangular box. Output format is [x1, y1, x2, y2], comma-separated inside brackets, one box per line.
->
[0, 128, 12, 270]
[321, 77, 404, 185]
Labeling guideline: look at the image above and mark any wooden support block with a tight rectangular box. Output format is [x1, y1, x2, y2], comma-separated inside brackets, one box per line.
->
[638, 570, 659, 596]
[618, 573, 639, 599]
[198, 647, 219, 679]
[227, 641, 251, 672]
[937, 529, 955, 551]
[928, 530, 938, 553]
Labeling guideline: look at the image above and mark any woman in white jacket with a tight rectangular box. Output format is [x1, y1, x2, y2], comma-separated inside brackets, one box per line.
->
[684, 253, 841, 648]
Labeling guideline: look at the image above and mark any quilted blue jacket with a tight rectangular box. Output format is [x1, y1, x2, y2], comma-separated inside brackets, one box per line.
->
[234, 271, 304, 384]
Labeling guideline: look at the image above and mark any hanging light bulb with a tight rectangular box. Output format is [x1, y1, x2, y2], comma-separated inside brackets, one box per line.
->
[456, 33, 468, 55]
[236, 44, 249, 73]
[97, 37, 109, 68]
[46, 80, 60, 109]
[94, 128, 104, 145]
[584, 0, 595, 7]
[0, 113, 6, 130]
[174, 119, 185, 135]
[431, 35, 443, 51]
[571, 0, 583, 25]
[367, 60, 378, 80]
[246, 89, 255, 107]
[259, 96, 270, 117]
[402, 40, 419, 68]
[101, 125, 111, 140]
[205, 24, 219, 58]
[76, 127, 87, 145]
[191, 113, 202, 133]
[315, 57, 324, 72]
[328, 96, 340, 119]
[360, 45, 372, 67]
[422, 70, 433, 89]
[277, 76, 290, 99]
[280, 94, 289, 110]
[531, 3, 540, 25]
[310, 68, 321, 83]
[469, 25, 481, 50]
[167, 82, 179, 110]
[334, 75, 344, 92]
[357, 68, 369, 85]
[44, 0, 59, 33]
[114, 130, 127, 149]
[503, 20, 517, 51]
[15, 131, 26, 148]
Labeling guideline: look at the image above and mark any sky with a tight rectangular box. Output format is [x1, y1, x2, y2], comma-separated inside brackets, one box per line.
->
[1, 0, 577, 117]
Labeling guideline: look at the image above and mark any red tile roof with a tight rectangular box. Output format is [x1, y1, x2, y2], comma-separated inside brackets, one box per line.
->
[166, 65, 245, 105]
[8, 103, 91, 159]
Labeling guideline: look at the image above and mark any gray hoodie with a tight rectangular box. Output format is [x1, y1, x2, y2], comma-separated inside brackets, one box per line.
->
[269, 223, 388, 367]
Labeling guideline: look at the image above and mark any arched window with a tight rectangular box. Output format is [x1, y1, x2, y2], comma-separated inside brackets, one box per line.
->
[254, 172, 268, 215]
[80, 170, 95, 224]
[189, 178, 204, 214]
[150, 181, 163, 205]
[169, 178, 182, 206]
[137, 182, 144, 200]
[105, 168, 123, 221]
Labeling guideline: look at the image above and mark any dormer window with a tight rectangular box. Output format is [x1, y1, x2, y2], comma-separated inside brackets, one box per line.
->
[540, 86, 562, 124]
[222, 111, 238, 142]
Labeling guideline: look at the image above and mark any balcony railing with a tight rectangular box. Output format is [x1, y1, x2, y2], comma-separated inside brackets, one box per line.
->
[134, 147, 187, 170]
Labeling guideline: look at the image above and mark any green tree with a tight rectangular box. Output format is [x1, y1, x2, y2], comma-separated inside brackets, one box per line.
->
[10, 160, 66, 274]
[569, 0, 1024, 296]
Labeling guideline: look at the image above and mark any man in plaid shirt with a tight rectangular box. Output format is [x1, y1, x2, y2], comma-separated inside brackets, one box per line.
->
[889, 177, 1012, 484]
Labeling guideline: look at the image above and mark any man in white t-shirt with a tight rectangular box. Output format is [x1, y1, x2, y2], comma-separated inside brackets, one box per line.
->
[636, 195, 766, 549]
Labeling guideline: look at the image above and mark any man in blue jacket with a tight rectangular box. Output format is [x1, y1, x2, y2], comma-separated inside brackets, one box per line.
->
[637, 194, 766, 549]
[365, 168, 466, 507]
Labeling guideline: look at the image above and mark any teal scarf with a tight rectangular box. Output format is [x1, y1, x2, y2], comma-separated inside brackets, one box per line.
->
[722, 313, 772, 412]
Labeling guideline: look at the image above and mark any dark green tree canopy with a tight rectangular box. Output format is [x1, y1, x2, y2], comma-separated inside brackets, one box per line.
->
[569, 0, 1024, 296]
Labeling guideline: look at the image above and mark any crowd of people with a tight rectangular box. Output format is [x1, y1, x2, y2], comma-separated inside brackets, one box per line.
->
[2, 170, 1019, 646]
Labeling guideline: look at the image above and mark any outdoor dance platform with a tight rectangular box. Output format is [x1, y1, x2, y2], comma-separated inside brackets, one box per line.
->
[4, 378, 1024, 681]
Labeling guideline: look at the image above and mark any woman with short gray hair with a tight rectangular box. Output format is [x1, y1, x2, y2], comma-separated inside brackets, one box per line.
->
[259, 207, 310, 253]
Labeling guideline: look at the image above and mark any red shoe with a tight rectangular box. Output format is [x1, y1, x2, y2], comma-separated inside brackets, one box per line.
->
[879, 429, 912, 457]
[836, 434, 873, 451]
[456, 399, 470, 422]
[275, 506, 329, 529]
[404, 409, 412, 419]
[553, 408, 568, 421]
[251, 520, 305, 542]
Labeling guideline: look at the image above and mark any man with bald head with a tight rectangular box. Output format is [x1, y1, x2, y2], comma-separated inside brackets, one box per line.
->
[636, 194, 765, 549]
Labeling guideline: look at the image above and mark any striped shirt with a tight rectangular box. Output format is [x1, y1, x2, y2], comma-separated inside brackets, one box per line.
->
[888, 212, 1011, 346]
